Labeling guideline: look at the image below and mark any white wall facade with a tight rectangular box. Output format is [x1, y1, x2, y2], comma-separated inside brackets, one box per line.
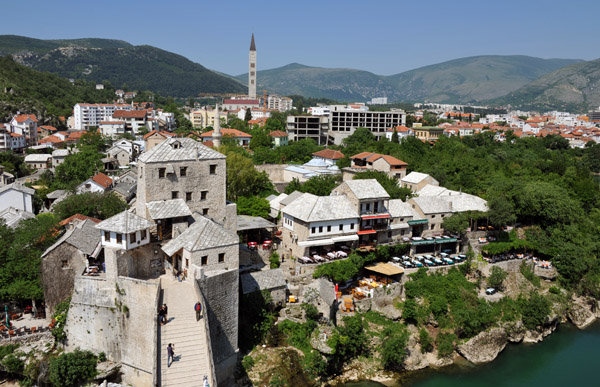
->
[0, 190, 33, 213]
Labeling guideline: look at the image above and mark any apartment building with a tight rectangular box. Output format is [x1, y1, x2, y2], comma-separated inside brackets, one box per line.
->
[73, 103, 132, 130]
[10, 115, 38, 146]
[344, 152, 408, 180]
[189, 108, 229, 129]
[267, 95, 293, 112]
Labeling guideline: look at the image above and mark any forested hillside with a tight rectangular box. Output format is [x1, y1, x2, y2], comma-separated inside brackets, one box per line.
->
[0, 56, 116, 124]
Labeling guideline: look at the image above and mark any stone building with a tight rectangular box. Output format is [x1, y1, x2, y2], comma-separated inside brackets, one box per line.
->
[136, 137, 228, 224]
[343, 152, 408, 180]
[41, 219, 102, 313]
[401, 171, 439, 192]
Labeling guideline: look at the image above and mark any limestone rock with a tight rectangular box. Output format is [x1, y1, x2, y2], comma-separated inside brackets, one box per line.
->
[501, 321, 525, 343]
[457, 328, 508, 364]
[568, 297, 597, 329]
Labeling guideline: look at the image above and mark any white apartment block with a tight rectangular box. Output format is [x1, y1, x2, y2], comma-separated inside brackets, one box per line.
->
[236, 108, 272, 121]
[74, 103, 132, 130]
[267, 95, 293, 112]
[328, 107, 406, 144]
[10, 114, 38, 146]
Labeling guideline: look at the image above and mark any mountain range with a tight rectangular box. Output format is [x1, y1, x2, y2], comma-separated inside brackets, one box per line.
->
[0, 35, 245, 98]
[235, 56, 583, 105]
[1, 35, 599, 111]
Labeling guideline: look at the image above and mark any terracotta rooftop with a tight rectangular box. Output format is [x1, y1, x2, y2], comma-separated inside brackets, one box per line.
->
[312, 149, 345, 160]
[268, 130, 288, 137]
[351, 152, 408, 166]
[91, 172, 113, 188]
[200, 128, 252, 138]
[59, 214, 102, 227]
[113, 110, 147, 119]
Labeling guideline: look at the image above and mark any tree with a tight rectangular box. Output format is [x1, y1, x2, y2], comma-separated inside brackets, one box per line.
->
[53, 192, 128, 221]
[442, 213, 469, 235]
[391, 128, 399, 144]
[296, 175, 341, 196]
[284, 178, 303, 194]
[225, 150, 274, 200]
[236, 196, 270, 218]
[244, 108, 252, 122]
[342, 127, 376, 156]
[380, 325, 409, 370]
[487, 266, 508, 290]
[49, 349, 98, 387]
[249, 127, 273, 150]
[488, 195, 517, 228]
[53, 148, 104, 190]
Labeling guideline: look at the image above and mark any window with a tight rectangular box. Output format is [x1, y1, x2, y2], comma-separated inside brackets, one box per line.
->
[218, 253, 225, 263]
[159, 168, 165, 178]
[250, 71, 255, 76]
[61, 259, 69, 269]
[104, 231, 110, 241]
[201, 256, 208, 266]
[141, 230, 147, 240]
[339, 224, 343, 231]
[130, 233, 136, 243]
[251, 63, 255, 68]
[350, 223, 355, 230]
[365, 203, 370, 211]
[180, 167, 187, 176]
[202, 208, 209, 215]
[201, 191, 207, 200]
[172, 191, 179, 199]
[186, 258, 189, 268]
[388, 231, 392, 238]
[311, 227, 316, 234]
[319, 226, 323, 233]
[209, 164, 217, 174]
[116, 234, 122, 244]
[186, 192, 192, 201]
[327, 225, 331, 232]
[432, 215, 436, 218]
[401, 230, 405, 236]
[251, 80, 254, 85]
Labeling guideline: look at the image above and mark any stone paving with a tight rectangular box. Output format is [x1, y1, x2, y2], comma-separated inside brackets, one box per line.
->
[159, 276, 211, 387]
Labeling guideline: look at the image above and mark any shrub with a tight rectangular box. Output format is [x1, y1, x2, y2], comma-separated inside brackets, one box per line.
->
[402, 299, 418, 323]
[98, 352, 107, 362]
[436, 333, 457, 358]
[517, 292, 551, 330]
[0, 344, 19, 361]
[302, 303, 319, 322]
[419, 328, 433, 353]
[241, 355, 255, 372]
[549, 286, 561, 295]
[520, 262, 541, 288]
[380, 325, 410, 370]
[487, 266, 508, 290]
[2, 354, 24, 374]
[269, 252, 281, 269]
[51, 298, 70, 342]
[49, 349, 98, 387]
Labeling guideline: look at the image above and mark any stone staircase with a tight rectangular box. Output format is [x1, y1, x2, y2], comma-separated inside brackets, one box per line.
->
[159, 277, 211, 386]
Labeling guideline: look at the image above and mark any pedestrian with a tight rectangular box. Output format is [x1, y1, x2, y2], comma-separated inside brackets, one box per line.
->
[203, 375, 209, 387]
[194, 301, 202, 321]
[31, 302, 37, 320]
[167, 343, 174, 367]
[163, 304, 168, 324]
[158, 306, 165, 325]
[176, 269, 182, 282]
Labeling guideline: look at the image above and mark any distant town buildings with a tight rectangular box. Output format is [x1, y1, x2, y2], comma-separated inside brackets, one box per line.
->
[369, 97, 388, 105]
[267, 95, 293, 112]
[286, 115, 330, 145]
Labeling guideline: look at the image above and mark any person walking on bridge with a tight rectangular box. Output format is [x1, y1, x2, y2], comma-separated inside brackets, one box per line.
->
[194, 301, 202, 321]
[167, 343, 174, 367]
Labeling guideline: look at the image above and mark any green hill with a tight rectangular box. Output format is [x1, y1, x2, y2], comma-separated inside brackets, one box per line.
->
[0, 56, 116, 124]
[237, 56, 581, 103]
[490, 58, 600, 112]
[0, 35, 246, 98]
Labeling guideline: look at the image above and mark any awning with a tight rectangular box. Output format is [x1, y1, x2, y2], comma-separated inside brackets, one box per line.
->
[237, 215, 276, 231]
[408, 219, 428, 225]
[298, 238, 334, 247]
[357, 230, 377, 235]
[361, 214, 391, 220]
[332, 234, 359, 243]
[389, 223, 409, 230]
[364, 262, 404, 276]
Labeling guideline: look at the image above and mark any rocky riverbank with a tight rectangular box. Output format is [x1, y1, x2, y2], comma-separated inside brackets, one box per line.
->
[326, 295, 600, 386]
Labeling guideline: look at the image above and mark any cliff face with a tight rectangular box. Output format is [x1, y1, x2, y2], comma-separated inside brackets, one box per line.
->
[457, 328, 508, 364]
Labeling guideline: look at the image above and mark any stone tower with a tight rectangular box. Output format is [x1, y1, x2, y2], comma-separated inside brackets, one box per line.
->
[213, 104, 222, 148]
[248, 33, 257, 98]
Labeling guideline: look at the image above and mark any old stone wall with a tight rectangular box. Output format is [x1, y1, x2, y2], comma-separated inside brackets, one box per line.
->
[42, 243, 87, 313]
[63, 276, 121, 360]
[255, 164, 287, 183]
[117, 276, 160, 386]
[198, 269, 239, 385]
[122, 243, 163, 280]
[185, 243, 239, 274]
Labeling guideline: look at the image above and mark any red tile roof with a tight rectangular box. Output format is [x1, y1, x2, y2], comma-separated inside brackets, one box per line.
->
[91, 172, 112, 188]
[13, 114, 38, 123]
[268, 130, 288, 137]
[387, 125, 411, 132]
[39, 135, 64, 144]
[59, 214, 102, 227]
[113, 110, 147, 119]
[143, 130, 175, 140]
[223, 99, 260, 105]
[312, 149, 345, 160]
[40, 125, 58, 132]
[200, 128, 252, 138]
[351, 152, 408, 166]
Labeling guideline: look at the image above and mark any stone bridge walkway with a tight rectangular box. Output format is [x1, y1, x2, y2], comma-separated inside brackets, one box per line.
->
[159, 277, 211, 386]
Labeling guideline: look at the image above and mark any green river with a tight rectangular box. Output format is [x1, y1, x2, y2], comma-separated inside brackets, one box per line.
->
[346, 322, 600, 387]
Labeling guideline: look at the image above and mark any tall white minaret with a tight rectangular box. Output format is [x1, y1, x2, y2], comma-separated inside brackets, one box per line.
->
[213, 104, 222, 148]
[248, 34, 257, 99]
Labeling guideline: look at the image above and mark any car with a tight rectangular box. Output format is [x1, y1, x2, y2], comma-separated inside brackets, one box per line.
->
[411, 260, 423, 268]
[392, 256, 402, 263]
[434, 258, 443, 265]
[443, 257, 454, 265]
[442, 249, 453, 254]
[458, 254, 467, 260]
[424, 259, 434, 266]
[486, 287, 496, 295]
[403, 261, 413, 268]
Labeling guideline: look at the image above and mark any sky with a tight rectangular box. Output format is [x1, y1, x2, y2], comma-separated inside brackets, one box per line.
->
[2, 0, 599, 76]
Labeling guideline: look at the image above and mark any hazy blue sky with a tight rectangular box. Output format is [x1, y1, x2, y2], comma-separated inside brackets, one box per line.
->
[3, 0, 598, 76]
